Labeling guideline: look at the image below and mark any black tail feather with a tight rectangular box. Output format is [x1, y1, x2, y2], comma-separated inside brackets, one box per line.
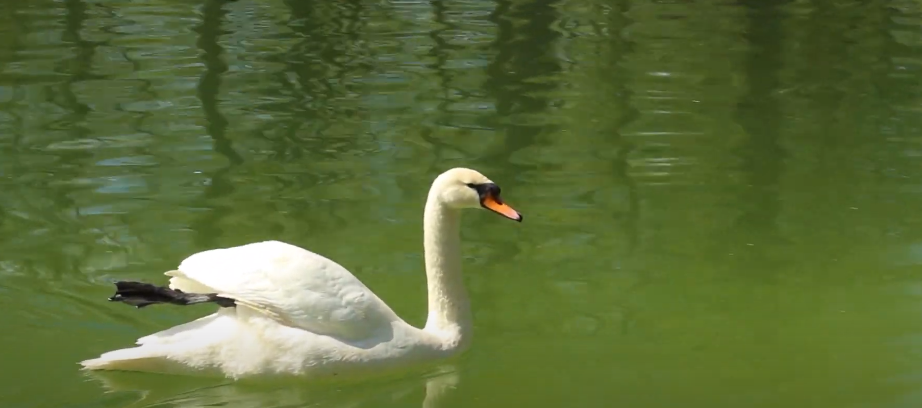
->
[109, 281, 236, 308]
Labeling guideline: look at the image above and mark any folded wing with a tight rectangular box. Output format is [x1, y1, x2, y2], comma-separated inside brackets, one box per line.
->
[166, 240, 400, 340]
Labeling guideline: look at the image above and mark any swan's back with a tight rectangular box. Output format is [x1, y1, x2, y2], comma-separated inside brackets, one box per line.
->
[168, 240, 401, 340]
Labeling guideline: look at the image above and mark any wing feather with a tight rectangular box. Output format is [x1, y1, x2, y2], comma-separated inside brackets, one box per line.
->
[166, 240, 399, 340]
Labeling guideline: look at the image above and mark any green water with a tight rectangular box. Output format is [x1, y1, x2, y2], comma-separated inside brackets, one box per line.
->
[3, 0, 922, 406]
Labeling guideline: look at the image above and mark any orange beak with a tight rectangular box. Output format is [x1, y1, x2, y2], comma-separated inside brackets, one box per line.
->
[482, 194, 523, 222]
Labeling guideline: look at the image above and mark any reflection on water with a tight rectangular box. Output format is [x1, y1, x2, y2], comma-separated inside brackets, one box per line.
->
[4, 0, 922, 407]
[84, 365, 459, 408]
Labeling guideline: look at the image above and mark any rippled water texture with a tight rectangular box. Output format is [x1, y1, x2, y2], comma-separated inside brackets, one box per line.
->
[4, 0, 922, 407]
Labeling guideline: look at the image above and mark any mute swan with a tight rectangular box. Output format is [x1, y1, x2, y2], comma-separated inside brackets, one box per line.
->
[80, 167, 522, 379]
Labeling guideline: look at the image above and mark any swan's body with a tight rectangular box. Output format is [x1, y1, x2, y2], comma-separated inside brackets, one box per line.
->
[80, 168, 522, 379]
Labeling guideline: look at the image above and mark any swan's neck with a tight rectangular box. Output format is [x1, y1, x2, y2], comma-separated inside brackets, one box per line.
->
[422, 198, 471, 350]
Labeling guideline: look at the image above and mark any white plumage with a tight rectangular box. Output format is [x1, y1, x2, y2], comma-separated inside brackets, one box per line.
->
[168, 240, 399, 340]
[80, 168, 522, 379]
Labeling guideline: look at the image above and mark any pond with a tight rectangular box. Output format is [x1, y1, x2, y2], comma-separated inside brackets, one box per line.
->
[2, 0, 922, 407]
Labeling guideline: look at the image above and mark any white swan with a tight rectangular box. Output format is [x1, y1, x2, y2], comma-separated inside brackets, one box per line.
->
[80, 167, 522, 379]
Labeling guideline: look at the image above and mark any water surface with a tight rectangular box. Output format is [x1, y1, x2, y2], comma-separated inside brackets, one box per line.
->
[3, 0, 922, 407]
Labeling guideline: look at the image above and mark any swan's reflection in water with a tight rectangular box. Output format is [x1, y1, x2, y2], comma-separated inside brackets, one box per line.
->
[85, 365, 459, 408]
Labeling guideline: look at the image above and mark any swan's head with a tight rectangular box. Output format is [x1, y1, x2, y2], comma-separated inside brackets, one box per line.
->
[431, 167, 523, 222]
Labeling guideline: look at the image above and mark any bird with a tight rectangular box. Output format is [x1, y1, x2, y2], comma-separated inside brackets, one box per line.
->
[79, 167, 523, 379]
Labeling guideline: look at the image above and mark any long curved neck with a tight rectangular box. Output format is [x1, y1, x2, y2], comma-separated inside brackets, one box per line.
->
[422, 196, 471, 349]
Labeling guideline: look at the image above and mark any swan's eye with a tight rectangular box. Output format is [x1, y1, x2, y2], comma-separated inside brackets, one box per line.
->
[466, 183, 500, 199]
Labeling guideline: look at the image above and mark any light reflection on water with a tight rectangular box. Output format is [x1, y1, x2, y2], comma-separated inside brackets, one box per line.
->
[3, 0, 922, 407]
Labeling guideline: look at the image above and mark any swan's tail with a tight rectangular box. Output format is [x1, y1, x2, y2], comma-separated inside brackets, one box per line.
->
[81, 311, 236, 373]
[80, 346, 213, 375]
[108, 281, 236, 308]
[80, 348, 169, 371]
